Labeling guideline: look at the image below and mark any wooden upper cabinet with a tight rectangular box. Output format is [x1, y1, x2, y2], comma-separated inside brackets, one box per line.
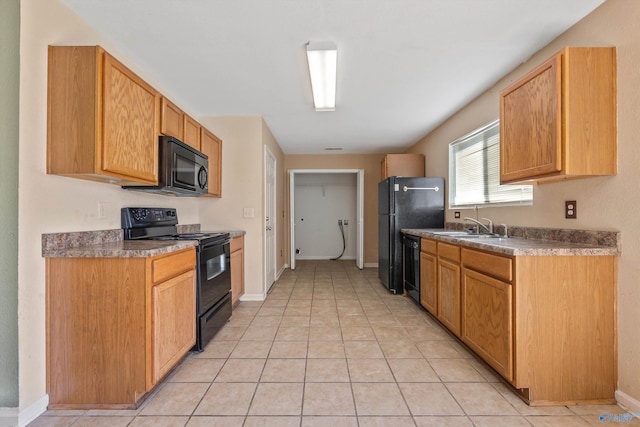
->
[500, 47, 617, 184]
[47, 45, 159, 186]
[200, 128, 222, 197]
[183, 114, 201, 151]
[160, 97, 184, 139]
[380, 154, 425, 180]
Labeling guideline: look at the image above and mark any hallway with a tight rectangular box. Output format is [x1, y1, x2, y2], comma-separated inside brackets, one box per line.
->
[32, 261, 634, 426]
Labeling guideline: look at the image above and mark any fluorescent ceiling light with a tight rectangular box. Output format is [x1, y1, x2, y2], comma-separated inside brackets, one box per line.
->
[306, 41, 337, 111]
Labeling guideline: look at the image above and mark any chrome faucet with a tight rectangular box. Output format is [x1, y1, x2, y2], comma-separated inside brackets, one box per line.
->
[463, 217, 493, 234]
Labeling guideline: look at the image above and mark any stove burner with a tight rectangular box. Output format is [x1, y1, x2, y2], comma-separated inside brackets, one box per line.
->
[179, 233, 207, 238]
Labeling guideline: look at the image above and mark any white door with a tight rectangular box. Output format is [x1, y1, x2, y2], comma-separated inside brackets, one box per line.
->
[264, 147, 277, 292]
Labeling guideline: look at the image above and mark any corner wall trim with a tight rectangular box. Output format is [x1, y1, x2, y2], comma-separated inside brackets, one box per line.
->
[616, 390, 640, 415]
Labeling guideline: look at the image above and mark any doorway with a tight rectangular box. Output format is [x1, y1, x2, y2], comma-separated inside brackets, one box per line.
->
[289, 169, 364, 270]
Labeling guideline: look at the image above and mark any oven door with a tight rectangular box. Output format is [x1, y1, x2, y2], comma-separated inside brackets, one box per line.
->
[197, 241, 231, 315]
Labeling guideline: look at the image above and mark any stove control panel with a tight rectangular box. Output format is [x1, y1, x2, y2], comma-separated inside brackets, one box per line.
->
[121, 207, 178, 228]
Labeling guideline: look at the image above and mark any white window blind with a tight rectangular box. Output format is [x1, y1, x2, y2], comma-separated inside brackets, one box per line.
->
[449, 120, 532, 208]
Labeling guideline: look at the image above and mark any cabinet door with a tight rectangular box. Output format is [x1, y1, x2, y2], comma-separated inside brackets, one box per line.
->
[461, 268, 513, 381]
[230, 247, 244, 307]
[101, 52, 159, 184]
[420, 251, 437, 314]
[183, 114, 201, 151]
[151, 269, 196, 385]
[381, 154, 425, 180]
[201, 128, 222, 197]
[500, 54, 562, 183]
[160, 97, 184, 139]
[437, 258, 461, 337]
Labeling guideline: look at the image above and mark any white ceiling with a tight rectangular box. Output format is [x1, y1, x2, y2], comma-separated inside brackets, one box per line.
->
[60, 0, 605, 154]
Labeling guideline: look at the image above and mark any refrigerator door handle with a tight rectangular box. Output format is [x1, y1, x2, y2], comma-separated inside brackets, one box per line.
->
[402, 185, 440, 192]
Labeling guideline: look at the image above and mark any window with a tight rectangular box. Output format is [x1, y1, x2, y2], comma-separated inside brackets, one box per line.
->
[448, 119, 532, 208]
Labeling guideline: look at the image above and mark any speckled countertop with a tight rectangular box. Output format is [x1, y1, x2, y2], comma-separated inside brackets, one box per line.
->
[402, 228, 620, 256]
[42, 226, 245, 258]
[43, 239, 198, 258]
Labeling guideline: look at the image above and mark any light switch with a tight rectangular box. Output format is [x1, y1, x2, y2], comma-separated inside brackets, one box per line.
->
[243, 207, 255, 218]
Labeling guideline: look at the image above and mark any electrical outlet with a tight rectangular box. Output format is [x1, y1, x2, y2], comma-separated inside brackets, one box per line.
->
[343, 219, 349, 225]
[338, 219, 343, 225]
[565, 200, 577, 219]
[98, 202, 108, 220]
[454, 211, 461, 219]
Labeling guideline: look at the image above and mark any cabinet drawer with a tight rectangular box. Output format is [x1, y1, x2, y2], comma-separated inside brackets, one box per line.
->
[230, 235, 244, 253]
[151, 249, 196, 284]
[461, 248, 512, 282]
[421, 238, 437, 255]
[438, 242, 460, 263]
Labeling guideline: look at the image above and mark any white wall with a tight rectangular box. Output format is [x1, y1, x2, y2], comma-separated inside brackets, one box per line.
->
[294, 173, 357, 260]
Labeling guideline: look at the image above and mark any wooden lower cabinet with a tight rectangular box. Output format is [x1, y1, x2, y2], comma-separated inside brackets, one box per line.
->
[461, 268, 513, 381]
[437, 258, 461, 337]
[230, 235, 245, 307]
[46, 248, 196, 409]
[457, 247, 616, 405]
[414, 232, 617, 406]
[151, 269, 196, 385]
[435, 242, 462, 337]
[419, 251, 437, 314]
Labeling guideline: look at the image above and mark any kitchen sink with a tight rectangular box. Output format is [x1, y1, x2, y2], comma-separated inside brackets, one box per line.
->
[459, 233, 503, 239]
[428, 231, 472, 236]
[429, 230, 503, 239]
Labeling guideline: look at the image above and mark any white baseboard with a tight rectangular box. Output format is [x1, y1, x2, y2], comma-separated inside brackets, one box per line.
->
[616, 389, 640, 414]
[295, 256, 356, 260]
[276, 265, 286, 280]
[364, 262, 378, 268]
[0, 394, 49, 427]
[239, 293, 266, 302]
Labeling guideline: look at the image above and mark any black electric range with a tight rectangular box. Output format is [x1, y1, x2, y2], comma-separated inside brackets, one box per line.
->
[121, 207, 232, 351]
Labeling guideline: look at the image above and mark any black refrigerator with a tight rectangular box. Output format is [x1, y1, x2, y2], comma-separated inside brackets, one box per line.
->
[378, 176, 445, 294]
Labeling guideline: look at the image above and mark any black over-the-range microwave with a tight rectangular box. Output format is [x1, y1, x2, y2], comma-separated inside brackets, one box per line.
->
[124, 135, 208, 196]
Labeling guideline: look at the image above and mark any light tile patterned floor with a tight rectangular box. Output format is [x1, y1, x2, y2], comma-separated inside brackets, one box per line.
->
[31, 260, 638, 426]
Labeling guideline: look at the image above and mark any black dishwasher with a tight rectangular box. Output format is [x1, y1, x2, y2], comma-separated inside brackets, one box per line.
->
[403, 234, 421, 305]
